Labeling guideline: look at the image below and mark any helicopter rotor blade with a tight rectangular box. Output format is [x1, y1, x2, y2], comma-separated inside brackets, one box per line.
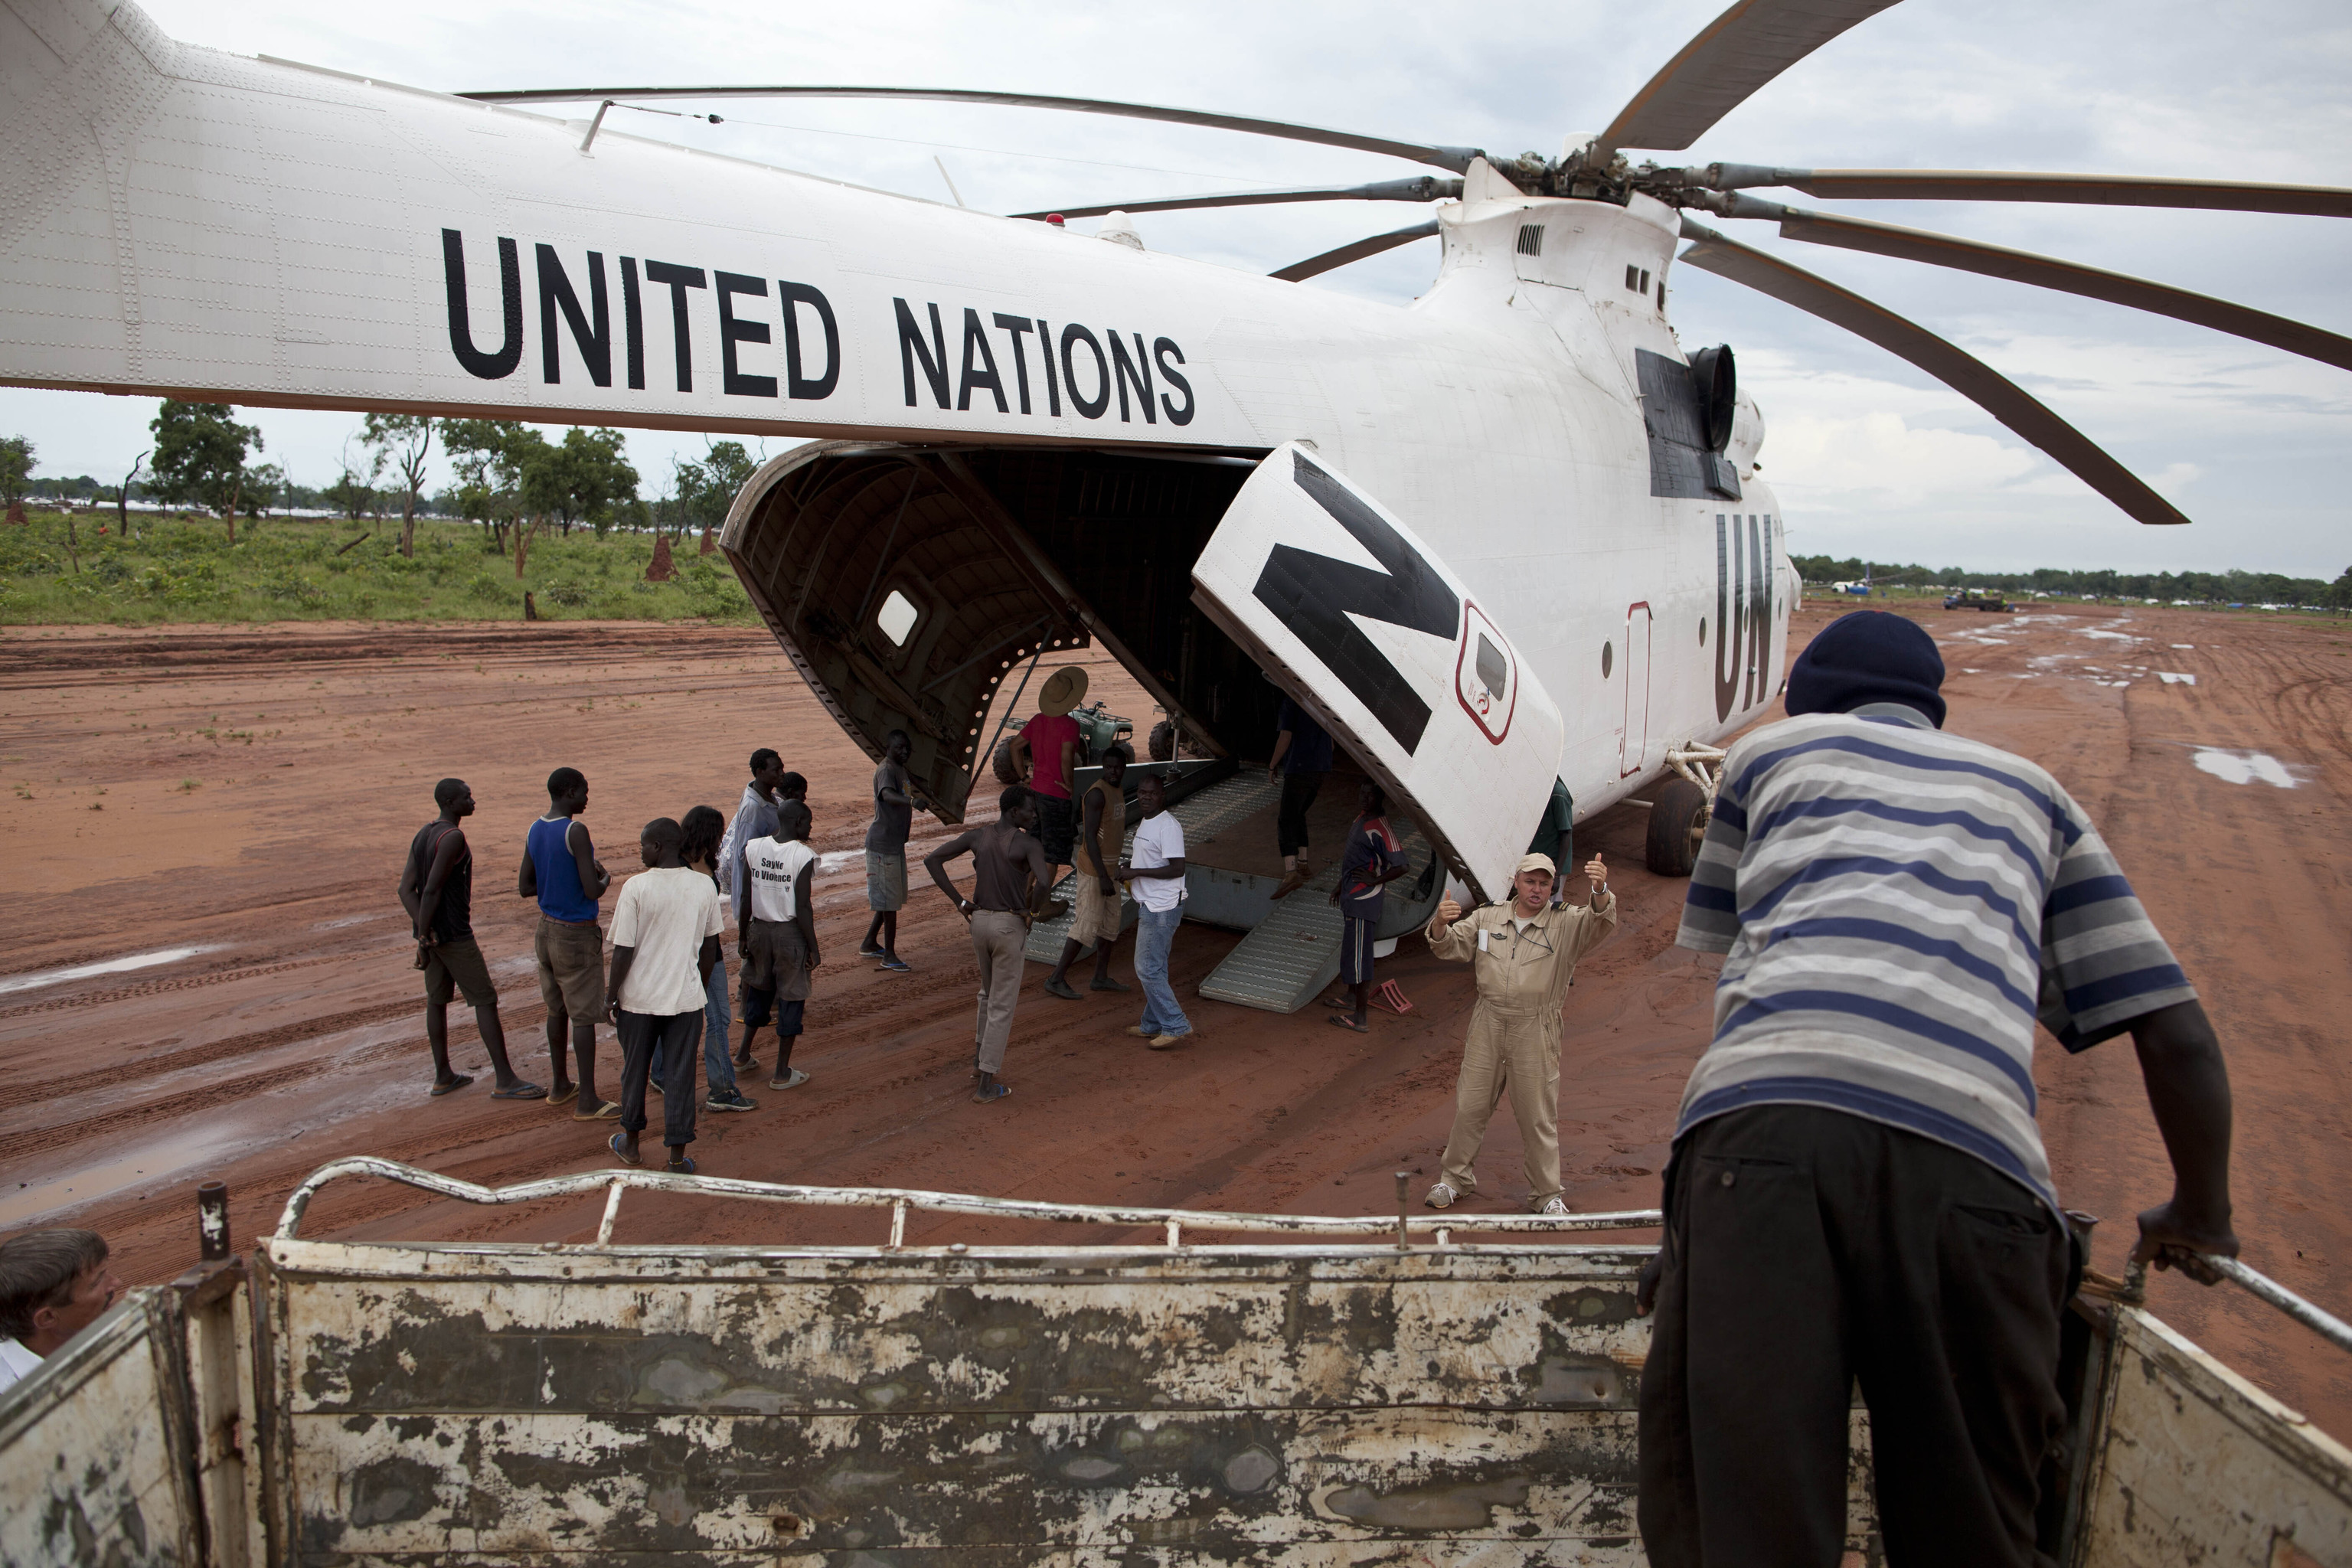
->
[1596, 0, 1905, 157]
[457, 85, 1485, 175]
[1696, 194, 2352, 371]
[1271, 220, 1442, 283]
[1011, 177, 1462, 221]
[1686, 165, 2352, 217]
[1675, 217, 2191, 526]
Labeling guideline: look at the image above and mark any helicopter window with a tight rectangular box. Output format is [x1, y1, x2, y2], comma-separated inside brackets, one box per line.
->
[1601, 640, 1614, 679]
[1625, 264, 1640, 292]
[876, 589, 920, 648]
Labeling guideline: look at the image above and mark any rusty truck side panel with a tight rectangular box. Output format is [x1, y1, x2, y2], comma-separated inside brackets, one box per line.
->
[0, 1290, 201, 1568]
[253, 1237, 1883, 1563]
[2077, 1305, 2352, 1566]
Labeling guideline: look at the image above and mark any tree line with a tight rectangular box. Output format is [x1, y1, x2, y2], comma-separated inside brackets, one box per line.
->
[1791, 554, 2352, 609]
[1, 404, 763, 565]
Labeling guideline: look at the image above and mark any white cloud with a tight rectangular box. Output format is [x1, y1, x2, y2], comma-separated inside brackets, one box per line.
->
[1763, 411, 2037, 509]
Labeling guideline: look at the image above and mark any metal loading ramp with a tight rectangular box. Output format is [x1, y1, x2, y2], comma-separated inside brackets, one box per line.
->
[1197, 815, 1434, 1014]
[1022, 770, 1282, 964]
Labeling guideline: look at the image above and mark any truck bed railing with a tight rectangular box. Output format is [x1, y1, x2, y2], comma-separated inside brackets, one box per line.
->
[275, 1155, 1665, 1250]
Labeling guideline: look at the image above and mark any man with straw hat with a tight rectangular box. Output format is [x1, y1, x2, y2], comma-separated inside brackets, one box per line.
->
[1011, 664, 1089, 893]
[1423, 849, 1616, 1216]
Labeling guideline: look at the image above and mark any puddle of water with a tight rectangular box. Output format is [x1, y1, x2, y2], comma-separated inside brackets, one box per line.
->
[2079, 629, 2138, 642]
[0, 944, 220, 998]
[2172, 643, 2195, 649]
[818, 851, 863, 873]
[0, 1126, 230, 1228]
[2159, 672, 2197, 686]
[2194, 749, 2298, 788]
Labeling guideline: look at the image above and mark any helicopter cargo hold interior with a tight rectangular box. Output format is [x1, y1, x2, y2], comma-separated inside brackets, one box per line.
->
[721, 443, 1287, 818]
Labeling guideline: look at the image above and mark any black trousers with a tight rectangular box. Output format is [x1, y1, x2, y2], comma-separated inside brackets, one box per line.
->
[1277, 771, 1322, 857]
[616, 1008, 701, 1148]
[1638, 1105, 2070, 1568]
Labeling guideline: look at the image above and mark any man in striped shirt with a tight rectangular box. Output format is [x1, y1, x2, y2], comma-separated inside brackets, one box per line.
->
[1637, 609, 2237, 1568]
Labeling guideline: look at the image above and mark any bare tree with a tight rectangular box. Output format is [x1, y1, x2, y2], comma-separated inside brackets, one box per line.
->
[363, 414, 435, 557]
[117, 449, 147, 539]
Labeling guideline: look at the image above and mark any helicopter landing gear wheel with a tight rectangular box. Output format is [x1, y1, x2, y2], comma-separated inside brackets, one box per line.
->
[1148, 720, 1176, 762]
[991, 737, 1023, 786]
[1645, 778, 1710, 877]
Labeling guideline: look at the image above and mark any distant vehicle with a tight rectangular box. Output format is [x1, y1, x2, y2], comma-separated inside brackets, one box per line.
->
[1944, 590, 2010, 612]
[1829, 565, 1874, 597]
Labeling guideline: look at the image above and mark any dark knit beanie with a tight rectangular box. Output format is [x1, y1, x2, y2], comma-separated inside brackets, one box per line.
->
[1785, 610, 1947, 728]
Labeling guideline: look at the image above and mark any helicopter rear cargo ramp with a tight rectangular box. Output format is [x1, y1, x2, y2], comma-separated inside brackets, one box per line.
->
[1195, 816, 1436, 1014]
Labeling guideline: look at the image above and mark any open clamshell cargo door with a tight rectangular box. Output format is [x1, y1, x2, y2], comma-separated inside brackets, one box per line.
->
[1191, 443, 1564, 903]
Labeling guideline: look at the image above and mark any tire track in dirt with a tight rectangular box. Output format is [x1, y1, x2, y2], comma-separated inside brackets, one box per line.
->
[0, 950, 391, 1020]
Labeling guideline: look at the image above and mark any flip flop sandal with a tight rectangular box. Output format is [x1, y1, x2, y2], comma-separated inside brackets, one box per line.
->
[1321, 997, 1353, 1010]
[973, 1082, 1012, 1103]
[665, 1155, 697, 1174]
[491, 1081, 547, 1100]
[608, 1132, 639, 1166]
[548, 1083, 580, 1107]
[573, 1099, 622, 1122]
[1327, 1014, 1370, 1034]
[430, 1074, 475, 1096]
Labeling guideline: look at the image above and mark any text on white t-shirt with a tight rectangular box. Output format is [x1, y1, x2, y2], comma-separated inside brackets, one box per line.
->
[746, 837, 818, 924]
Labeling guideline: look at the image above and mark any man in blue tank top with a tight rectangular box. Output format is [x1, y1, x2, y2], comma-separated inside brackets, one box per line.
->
[518, 767, 615, 1118]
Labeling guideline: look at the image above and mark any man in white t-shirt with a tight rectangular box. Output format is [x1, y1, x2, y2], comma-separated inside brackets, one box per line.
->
[0, 1228, 124, 1393]
[1117, 773, 1191, 1048]
[605, 818, 725, 1173]
[740, 800, 822, 1092]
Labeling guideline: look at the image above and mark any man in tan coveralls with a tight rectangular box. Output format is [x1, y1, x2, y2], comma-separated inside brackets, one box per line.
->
[1424, 851, 1616, 1215]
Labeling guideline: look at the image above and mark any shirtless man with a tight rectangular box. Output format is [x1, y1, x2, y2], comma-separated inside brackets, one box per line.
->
[398, 778, 539, 1099]
[923, 786, 1054, 1103]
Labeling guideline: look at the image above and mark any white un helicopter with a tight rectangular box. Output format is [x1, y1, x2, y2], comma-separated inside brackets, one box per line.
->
[3, 0, 2347, 903]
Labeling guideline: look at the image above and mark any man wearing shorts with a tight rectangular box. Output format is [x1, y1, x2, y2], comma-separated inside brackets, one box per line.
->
[518, 766, 614, 1119]
[1044, 747, 1132, 1001]
[400, 778, 541, 1100]
[741, 799, 822, 1091]
[860, 729, 920, 972]
[1011, 665, 1087, 894]
[1326, 779, 1410, 1035]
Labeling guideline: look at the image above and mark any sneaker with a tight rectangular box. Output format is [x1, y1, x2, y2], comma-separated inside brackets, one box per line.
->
[1148, 1032, 1187, 1050]
[877, 956, 912, 973]
[1423, 1181, 1459, 1210]
[769, 1068, 811, 1090]
[704, 1086, 758, 1112]
[1125, 1024, 1152, 1038]
[857, 942, 887, 959]
[1536, 1196, 1572, 1217]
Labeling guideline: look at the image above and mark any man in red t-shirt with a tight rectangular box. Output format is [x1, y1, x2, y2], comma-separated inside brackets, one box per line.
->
[1011, 665, 1087, 887]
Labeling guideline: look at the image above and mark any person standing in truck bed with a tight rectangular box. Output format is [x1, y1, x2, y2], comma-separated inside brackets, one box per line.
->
[1637, 609, 2239, 1568]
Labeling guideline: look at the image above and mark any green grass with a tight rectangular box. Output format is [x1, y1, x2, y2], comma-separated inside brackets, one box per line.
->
[0, 511, 757, 626]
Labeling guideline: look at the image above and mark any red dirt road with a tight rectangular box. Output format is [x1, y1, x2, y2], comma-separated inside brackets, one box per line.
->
[3, 605, 2349, 1431]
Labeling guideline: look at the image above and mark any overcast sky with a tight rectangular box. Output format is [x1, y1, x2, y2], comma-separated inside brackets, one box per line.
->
[5, 0, 2345, 575]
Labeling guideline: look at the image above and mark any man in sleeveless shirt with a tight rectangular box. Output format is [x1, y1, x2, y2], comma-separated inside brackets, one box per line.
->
[400, 779, 541, 1099]
[924, 786, 1054, 1103]
[518, 766, 615, 1118]
[1044, 746, 1132, 1001]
